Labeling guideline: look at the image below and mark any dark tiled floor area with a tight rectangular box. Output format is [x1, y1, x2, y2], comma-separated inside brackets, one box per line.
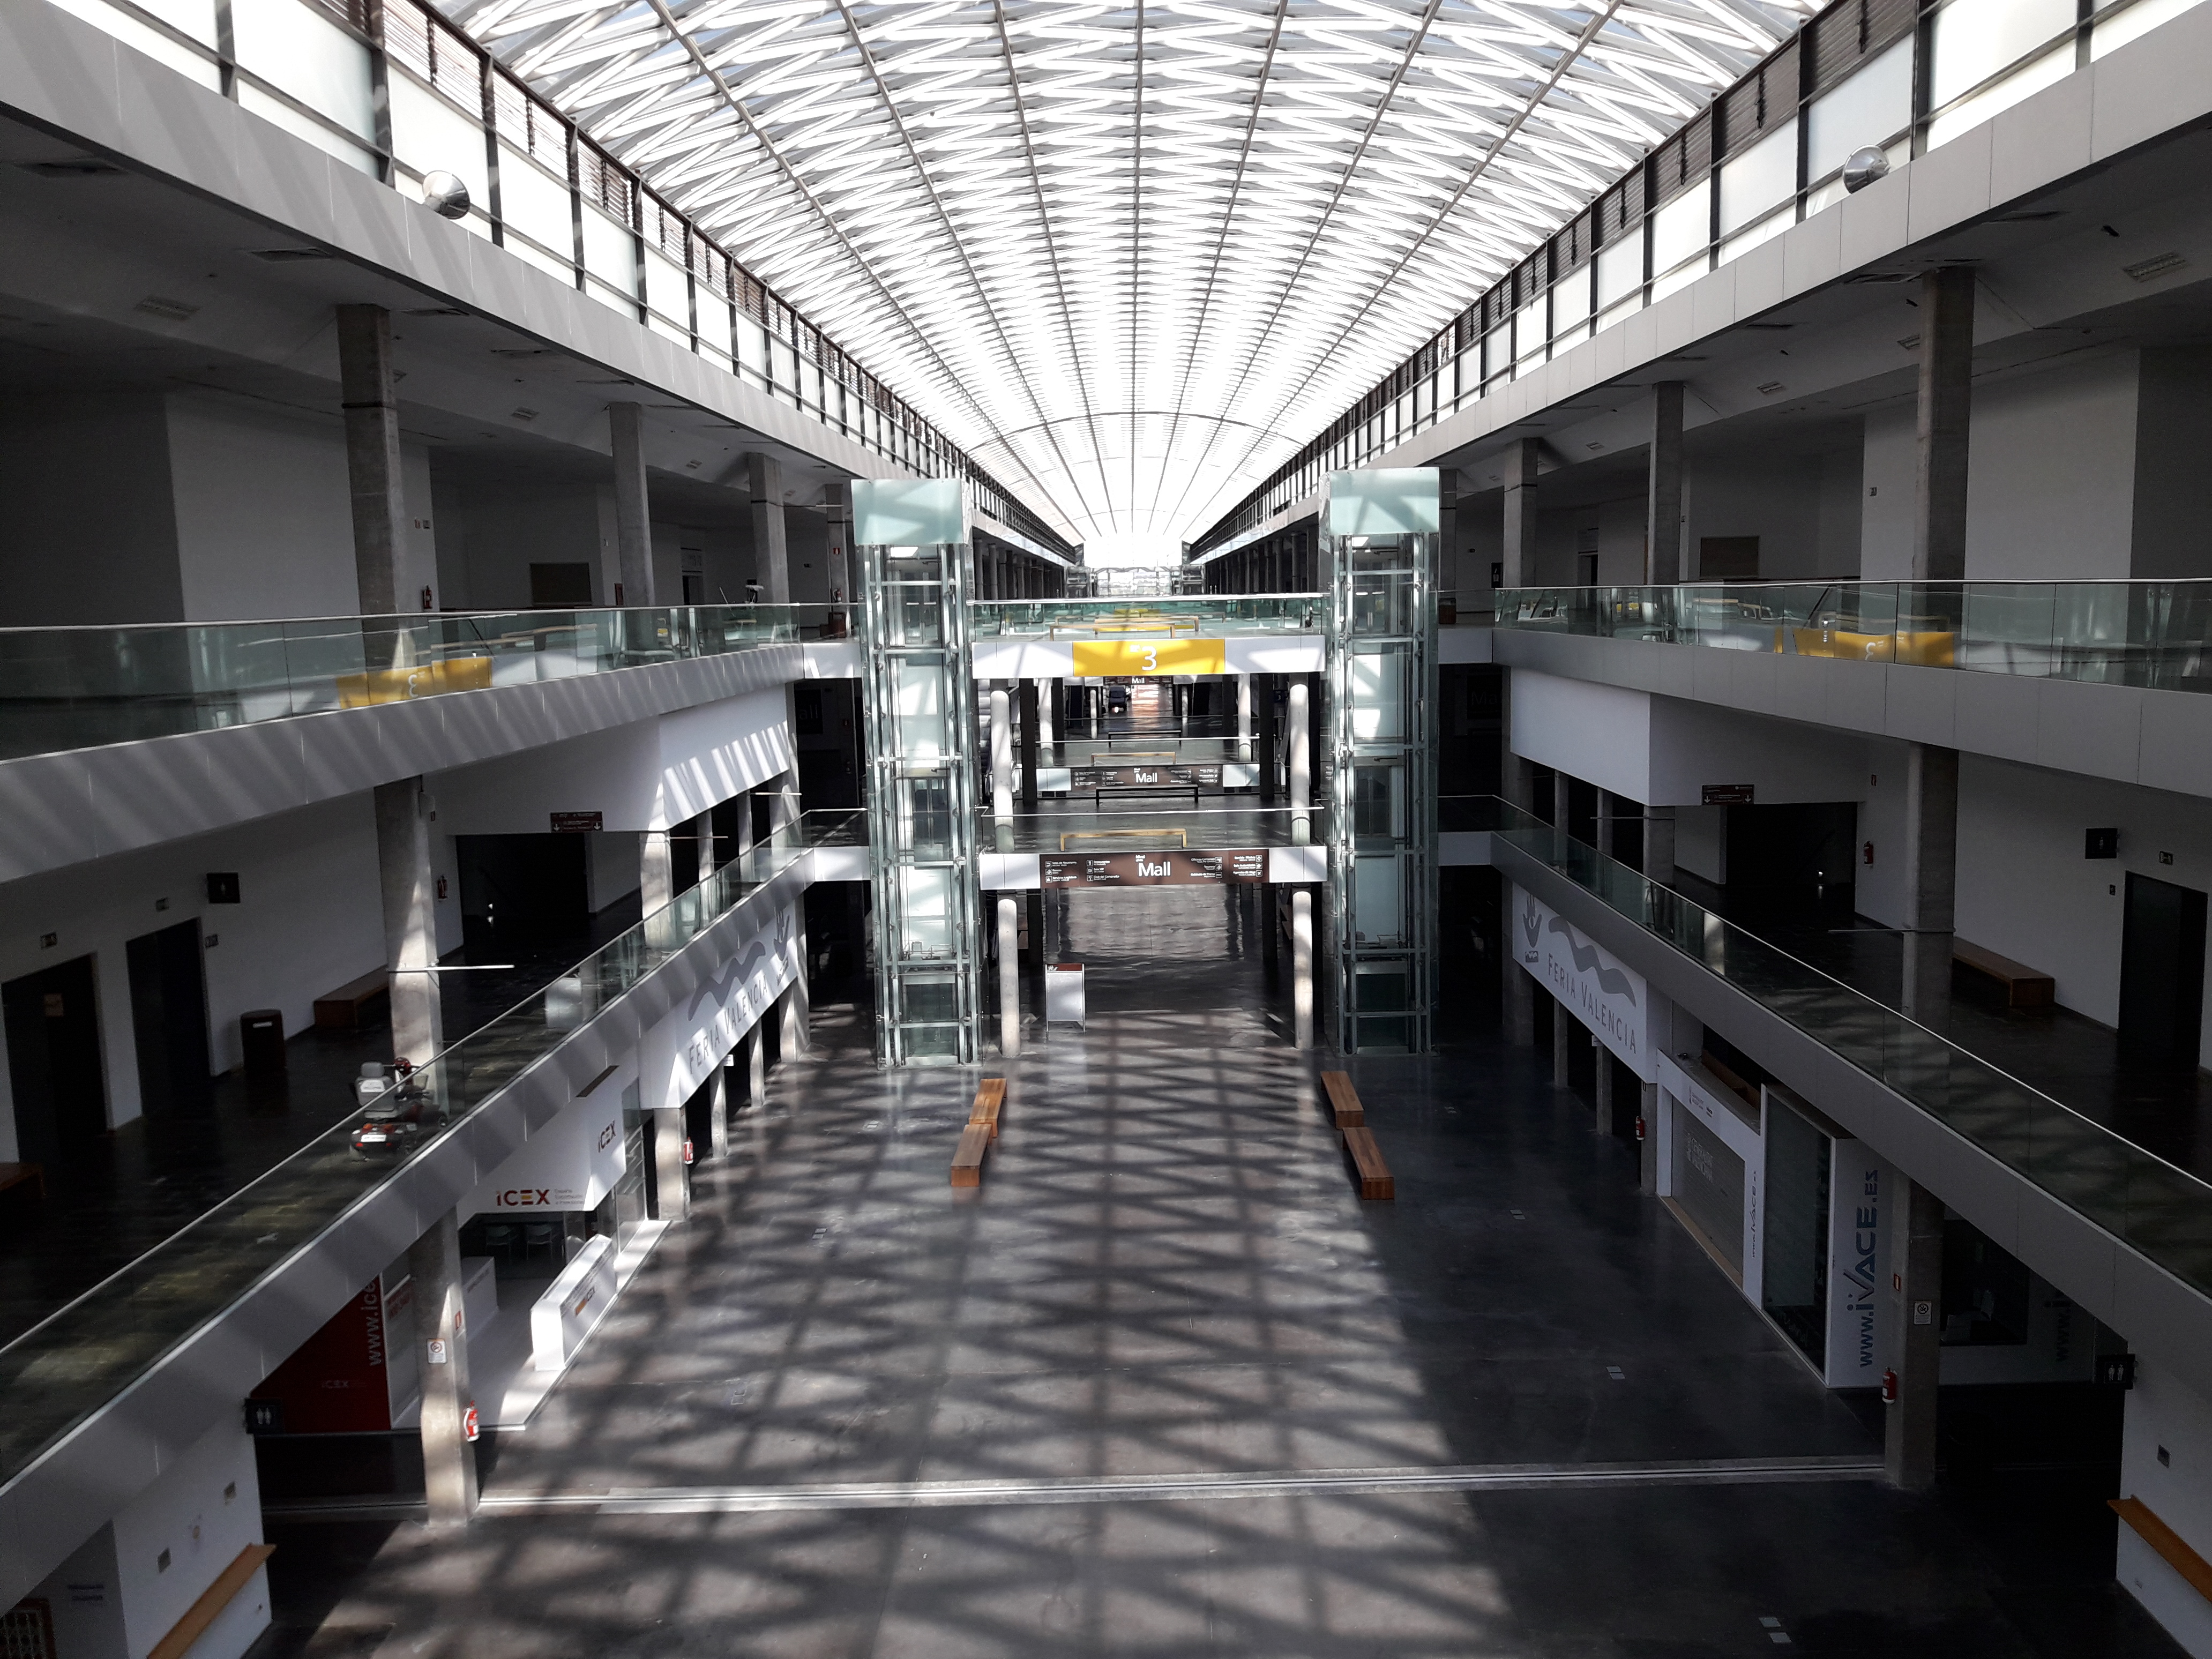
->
[0, 897, 644, 1348]
[1678, 872, 2212, 1180]
[256, 885, 2177, 1658]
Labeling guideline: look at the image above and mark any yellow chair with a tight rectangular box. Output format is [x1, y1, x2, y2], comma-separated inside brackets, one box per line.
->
[336, 654, 494, 708]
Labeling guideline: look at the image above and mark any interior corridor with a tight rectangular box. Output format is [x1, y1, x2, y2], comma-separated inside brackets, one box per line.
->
[255, 955, 2166, 1656]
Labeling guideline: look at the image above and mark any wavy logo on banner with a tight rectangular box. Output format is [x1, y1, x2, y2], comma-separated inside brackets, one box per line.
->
[1545, 915, 1639, 1004]
[686, 908, 793, 1017]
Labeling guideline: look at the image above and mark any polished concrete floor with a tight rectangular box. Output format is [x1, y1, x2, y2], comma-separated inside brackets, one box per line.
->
[257, 887, 2178, 1658]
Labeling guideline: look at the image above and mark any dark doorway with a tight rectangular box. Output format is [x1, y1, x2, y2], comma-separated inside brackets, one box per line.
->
[3, 955, 108, 1164]
[1698, 536, 1760, 581]
[2119, 871, 2207, 1071]
[529, 563, 594, 607]
[125, 918, 210, 1114]
[1722, 803, 1857, 923]
[456, 835, 590, 956]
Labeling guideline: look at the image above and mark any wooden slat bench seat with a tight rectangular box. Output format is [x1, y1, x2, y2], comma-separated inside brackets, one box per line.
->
[1953, 939, 2056, 1008]
[970, 1077, 1006, 1140]
[951, 1124, 992, 1187]
[1342, 1125, 1395, 1201]
[313, 969, 388, 1033]
[1320, 1071, 1364, 1128]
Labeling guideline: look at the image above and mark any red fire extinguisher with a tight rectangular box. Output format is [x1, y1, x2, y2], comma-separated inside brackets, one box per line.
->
[1633, 1115, 1647, 1142]
[682, 1139, 695, 1164]
[1880, 1369, 1899, 1404]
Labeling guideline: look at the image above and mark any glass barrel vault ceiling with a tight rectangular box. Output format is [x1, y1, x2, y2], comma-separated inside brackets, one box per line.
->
[439, 0, 1816, 554]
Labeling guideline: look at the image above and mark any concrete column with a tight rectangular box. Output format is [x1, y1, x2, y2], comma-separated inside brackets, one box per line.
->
[1552, 995, 1573, 1088]
[1901, 744, 1959, 1028]
[649, 1103, 687, 1221]
[997, 895, 1021, 1057]
[744, 1020, 766, 1111]
[1502, 926, 1536, 1046]
[336, 305, 406, 623]
[1885, 1177, 1946, 1491]
[640, 830, 672, 917]
[709, 1059, 732, 1162]
[779, 977, 808, 1060]
[1018, 681, 1040, 809]
[407, 1209, 477, 1526]
[1638, 1080, 1660, 1190]
[1596, 790, 1617, 860]
[1291, 889, 1315, 1050]
[989, 689, 1014, 819]
[1039, 678, 1056, 753]
[1287, 682, 1312, 844]
[1646, 381, 1684, 586]
[733, 788, 757, 862]
[825, 478, 851, 616]
[694, 808, 718, 886]
[1236, 674, 1253, 761]
[609, 402, 653, 606]
[749, 452, 791, 605]
[1500, 437, 1541, 589]
[1552, 768, 1572, 834]
[1437, 467, 1459, 611]
[1643, 805, 1676, 885]
[375, 777, 443, 1069]
[1914, 267, 1975, 584]
[1257, 674, 1278, 803]
[1261, 882, 1280, 984]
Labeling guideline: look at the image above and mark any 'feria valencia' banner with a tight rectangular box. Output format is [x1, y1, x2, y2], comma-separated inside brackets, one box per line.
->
[1070, 638, 1226, 677]
[1510, 883, 1651, 1080]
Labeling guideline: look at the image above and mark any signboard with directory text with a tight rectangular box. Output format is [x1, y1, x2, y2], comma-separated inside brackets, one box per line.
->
[1041, 849, 1266, 887]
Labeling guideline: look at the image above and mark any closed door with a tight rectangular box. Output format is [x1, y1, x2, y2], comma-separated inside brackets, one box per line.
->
[126, 918, 210, 1114]
[2119, 872, 2207, 1070]
[3, 956, 108, 1164]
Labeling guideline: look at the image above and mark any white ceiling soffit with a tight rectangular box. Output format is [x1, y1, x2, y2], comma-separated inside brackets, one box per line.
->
[443, 0, 1814, 551]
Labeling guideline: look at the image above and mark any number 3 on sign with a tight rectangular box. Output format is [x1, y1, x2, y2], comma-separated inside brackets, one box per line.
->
[1139, 645, 1157, 674]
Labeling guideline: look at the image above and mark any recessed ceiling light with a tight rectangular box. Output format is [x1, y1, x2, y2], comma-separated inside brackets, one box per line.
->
[20, 158, 126, 178]
[135, 295, 199, 322]
[245, 247, 332, 261]
[2124, 252, 2187, 282]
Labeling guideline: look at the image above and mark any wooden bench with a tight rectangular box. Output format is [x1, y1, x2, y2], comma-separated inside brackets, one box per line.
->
[1953, 939, 2055, 1008]
[1320, 1071, 1364, 1128]
[970, 1077, 1006, 1140]
[951, 1124, 992, 1187]
[1319, 1072, 1393, 1199]
[1342, 1126, 1395, 1201]
[313, 969, 388, 1033]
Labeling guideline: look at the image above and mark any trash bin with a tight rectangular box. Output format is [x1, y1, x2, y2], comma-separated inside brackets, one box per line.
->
[240, 1008, 286, 1079]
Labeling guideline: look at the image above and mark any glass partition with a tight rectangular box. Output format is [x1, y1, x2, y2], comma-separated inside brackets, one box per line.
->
[0, 604, 839, 761]
[1497, 580, 2212, 692]
[0, 806, 860, 1492]
[976, 805, 1329, 854]
[1467, 794, 2212, 1301]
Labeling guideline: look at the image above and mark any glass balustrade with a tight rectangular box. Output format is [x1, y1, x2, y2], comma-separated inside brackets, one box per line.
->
[1463, 793, 2212, 1298]
[1497, 580, 2212, 691]
[0, 604, 842, 761]
[0, 807, 860, 1490]
[971, 595, 1324, 637]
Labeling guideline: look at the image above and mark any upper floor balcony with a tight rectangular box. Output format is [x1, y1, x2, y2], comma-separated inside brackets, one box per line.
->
[1490, 580, 2212, 802]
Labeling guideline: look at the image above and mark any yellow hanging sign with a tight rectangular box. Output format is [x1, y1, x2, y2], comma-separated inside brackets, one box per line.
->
[1070, 638, 1227, 677]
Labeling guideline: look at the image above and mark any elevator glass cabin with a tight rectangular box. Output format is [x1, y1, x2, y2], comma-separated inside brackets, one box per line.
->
[853, 478, 982, 1065]
[851, 468, 1435, 1064]
[1321, 468, 1439, 1053]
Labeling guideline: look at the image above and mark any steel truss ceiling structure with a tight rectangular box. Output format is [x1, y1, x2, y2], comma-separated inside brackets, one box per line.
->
[444, 0, 1815, 554]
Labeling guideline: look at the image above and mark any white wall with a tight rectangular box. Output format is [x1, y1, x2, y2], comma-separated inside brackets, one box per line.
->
[0, 797, 382, 1154]
[1647, 698, 1871, 808]
[1964, 351, 2139, 581]
[1853, 739, 1914, 929]
[1954, 754, 2212, 1064]
[1684, 444, 1861, 582]
[1862, 350, 2142, 581]
[24, 1414, 267, 1659]
[0, 393, 184, 624]
[432, 691, 794, 838]
[2120, 1358, 2212, 1658]
[1508, 670, 1653, 802]
[166, 390, 362, 621]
